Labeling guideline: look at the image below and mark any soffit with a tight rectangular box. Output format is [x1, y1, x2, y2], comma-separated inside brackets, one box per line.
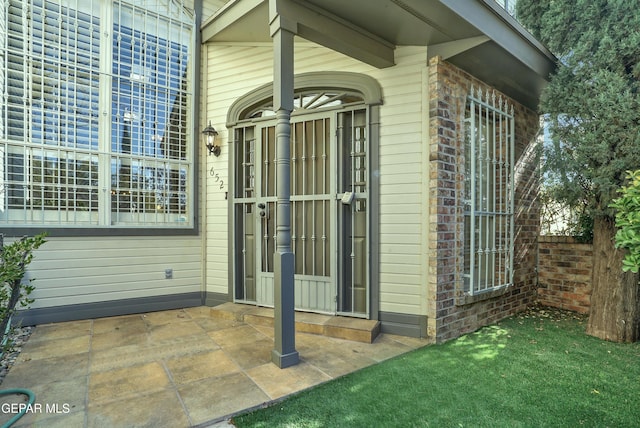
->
[201, 0, 557, 110]
[203, 0, 478, 45]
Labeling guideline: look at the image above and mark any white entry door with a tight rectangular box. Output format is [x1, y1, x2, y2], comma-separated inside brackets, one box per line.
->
[233, 108, 368, 316]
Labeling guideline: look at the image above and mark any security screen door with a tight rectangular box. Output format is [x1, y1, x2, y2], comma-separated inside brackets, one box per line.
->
[233, 107, 368, 316]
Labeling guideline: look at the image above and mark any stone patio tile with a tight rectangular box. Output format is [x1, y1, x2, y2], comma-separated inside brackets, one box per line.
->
[89, 362, 169, 405]
[18, 335, 90, 361]
[25, 320, 92, 343]
[245, 361, 331, 400]
[166, 349, 240, 385]
[208, 324, 270, 348]
[2, 352, 89, 390]
[147, 319, 207, 344]
[302, 351, 370, 378]
[299, 338, 376, 378]
[90, 329, 148, 351]
[28, 376, 87, 413]
[210, 302, 254, 321]
[192, 317, 244, 333]
[91, 314, 147, 335]
[184, 306, 214, 319]
[178, 372, 269, 426]
[90, 336, 219, 373]
[384, 333, 430, 348]
[223, 338, 273, 370]
[142, 309, 191, 326]
[0, 375, 87, 427]
[252, 324, 275, 338]
[146, 336, 221, 361]
[10, 408, 85, 428]
[295, 331, 339, 351]
[347, 335, 418, 362]
[88, 389, 189, 428]
[0, 306, 427, 427]
[89, 342, 156, 373]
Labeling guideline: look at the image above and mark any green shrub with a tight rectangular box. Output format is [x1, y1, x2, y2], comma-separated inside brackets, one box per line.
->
[0, 233, 47, 352]
[611, 170, 640, 273]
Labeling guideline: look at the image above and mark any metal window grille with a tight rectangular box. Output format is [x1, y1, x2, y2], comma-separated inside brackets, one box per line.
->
[1, 0, 194, 227]
[463, 86, 515, 295]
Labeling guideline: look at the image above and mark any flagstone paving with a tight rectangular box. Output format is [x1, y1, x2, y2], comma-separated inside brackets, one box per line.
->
[0, 306, 427, 427]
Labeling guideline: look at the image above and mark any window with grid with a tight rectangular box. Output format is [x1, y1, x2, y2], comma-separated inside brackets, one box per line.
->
[463, 87, 515, 295]
[494, 0, 517, 17]
[1, 0, 194, 228]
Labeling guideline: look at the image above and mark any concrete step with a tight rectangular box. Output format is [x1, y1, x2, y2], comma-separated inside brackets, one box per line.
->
[210, 302, 381, 343]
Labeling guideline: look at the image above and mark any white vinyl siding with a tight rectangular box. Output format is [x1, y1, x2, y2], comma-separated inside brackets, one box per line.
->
[377, 48, 427, 316]
[22, 236, 202, 309]
[203, 44, 265, 296]
[204, 42, 427, 315]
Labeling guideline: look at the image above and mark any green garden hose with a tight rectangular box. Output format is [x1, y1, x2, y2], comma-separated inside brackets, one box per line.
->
[0, 389, 36, 428]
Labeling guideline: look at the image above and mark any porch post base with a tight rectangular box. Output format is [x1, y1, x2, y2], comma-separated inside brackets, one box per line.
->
[272, 251, 299, 368]
[271, 349, 300, 369]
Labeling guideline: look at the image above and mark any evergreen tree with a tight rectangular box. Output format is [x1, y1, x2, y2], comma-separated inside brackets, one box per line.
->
[517, 0, 640, 341]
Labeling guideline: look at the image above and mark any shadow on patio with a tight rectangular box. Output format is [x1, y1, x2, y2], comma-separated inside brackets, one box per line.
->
[0, 306, 427, 427]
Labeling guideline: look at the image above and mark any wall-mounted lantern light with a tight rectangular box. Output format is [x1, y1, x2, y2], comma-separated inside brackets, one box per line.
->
[202, 121, 220, 157]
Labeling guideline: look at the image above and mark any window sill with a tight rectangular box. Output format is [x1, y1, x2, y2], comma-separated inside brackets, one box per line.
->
[456, 284, 513, 306]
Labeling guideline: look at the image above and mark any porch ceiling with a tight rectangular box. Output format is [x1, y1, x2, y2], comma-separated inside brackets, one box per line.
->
[201, 0, 557, 111]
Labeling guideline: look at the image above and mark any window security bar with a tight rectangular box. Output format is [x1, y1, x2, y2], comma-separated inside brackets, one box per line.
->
[464, 86, 515, 295]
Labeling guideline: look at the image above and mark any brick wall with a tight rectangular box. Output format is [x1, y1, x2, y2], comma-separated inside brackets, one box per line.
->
[427, 56, 541, 343]
[537, 236, 592, 313]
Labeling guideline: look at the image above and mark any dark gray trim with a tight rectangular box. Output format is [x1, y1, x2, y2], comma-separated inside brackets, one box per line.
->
[438, 0, 556, 110]
[369, 105, 380, 321]
[227, 126, 235, 300]
[192, 0, 203, 236]
[14, 292, 203, 326]
[379, 311, 428, 338]
[446, 0, 556, 72]
[0, 227, 198, 239]
[203, 0, 394, 68]
[204, 291, 230, 307]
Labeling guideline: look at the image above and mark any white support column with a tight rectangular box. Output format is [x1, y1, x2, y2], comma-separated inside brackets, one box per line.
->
[269, 0, 299, 368]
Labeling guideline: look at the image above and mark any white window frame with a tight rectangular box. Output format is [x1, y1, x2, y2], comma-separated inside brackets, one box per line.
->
[463, 86, 515, 295]
[1, 0, 196, 230]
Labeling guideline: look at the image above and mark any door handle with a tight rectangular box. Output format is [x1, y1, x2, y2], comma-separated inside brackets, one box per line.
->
[341, 192, 355, 205]
[257, 202, 269, 219]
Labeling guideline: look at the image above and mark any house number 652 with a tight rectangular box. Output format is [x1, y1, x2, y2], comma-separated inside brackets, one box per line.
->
[209, 166, 225, 190]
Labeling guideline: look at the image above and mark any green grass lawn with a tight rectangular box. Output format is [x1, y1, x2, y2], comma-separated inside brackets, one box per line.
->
[233, 306, 640, 427]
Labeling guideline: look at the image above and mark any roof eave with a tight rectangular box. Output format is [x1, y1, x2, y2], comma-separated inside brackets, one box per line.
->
[438, 0, 556, 81]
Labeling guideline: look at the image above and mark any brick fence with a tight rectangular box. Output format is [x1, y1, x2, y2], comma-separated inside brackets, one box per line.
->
[537, 235, 592, 313]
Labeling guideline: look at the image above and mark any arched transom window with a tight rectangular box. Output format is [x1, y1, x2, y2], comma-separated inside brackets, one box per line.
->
[242, 90, 365, 119]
